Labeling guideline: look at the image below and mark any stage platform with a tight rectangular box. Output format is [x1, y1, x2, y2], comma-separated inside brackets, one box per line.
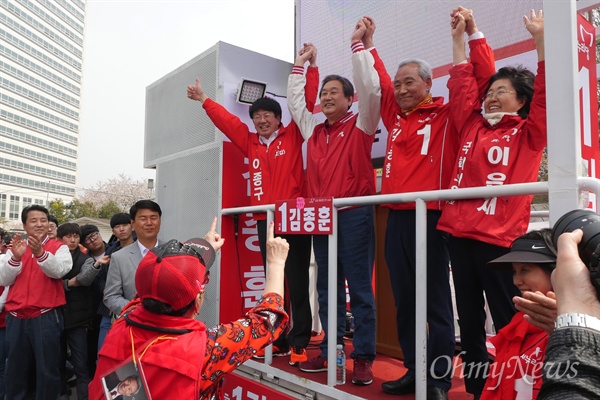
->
[237, 332, 481, 400]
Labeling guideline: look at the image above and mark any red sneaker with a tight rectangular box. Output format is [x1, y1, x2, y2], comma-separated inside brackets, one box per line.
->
[352, 359, 373, 385]
[289, 347, 308, 366]
[299, 355, 328, 372]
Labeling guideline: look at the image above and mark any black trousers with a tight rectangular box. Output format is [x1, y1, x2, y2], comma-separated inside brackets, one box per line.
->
[257, 219, 312, 349]
[449, 235, 520, 396]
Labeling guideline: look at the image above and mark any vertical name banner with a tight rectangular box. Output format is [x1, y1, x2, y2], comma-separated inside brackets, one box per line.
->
[275, 197, 333, 235]
[577, 14, 600, 210]
[221, 142, 266, 321]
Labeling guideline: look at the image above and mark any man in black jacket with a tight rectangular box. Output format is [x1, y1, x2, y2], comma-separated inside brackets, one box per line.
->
[59, 223, 109, 400]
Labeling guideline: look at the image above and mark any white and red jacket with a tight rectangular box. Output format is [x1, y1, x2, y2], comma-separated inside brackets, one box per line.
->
[287, 42, 380, 199]
[365, 38, 495, 210]
[0, 236, 72, 318]
[437, 62, 546, 247]
[481, 312, 548, 400]
[203, 68, 319, 219]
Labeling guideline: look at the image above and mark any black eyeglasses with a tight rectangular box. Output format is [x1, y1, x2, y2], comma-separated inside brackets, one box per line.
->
[84, 232, 100, 244]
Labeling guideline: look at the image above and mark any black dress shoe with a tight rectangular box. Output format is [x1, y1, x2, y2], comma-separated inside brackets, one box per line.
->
[427, 386, 448, 400]
[381, 374, 415, 395]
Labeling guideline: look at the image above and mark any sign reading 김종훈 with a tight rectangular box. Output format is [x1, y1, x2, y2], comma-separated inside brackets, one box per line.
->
[275, 197, 333, 235]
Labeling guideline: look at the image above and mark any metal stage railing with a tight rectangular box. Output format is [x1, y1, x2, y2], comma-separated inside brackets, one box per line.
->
[221, 177, 600, 399]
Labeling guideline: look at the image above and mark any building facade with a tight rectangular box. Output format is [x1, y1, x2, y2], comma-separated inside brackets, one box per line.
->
[0, 0, 85, 228]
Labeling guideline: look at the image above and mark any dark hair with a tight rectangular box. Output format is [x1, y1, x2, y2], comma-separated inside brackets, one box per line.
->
[57, 223, 81, 239]
[487, 65, 535, 119]
[319, 74, 354, 106]
[130, 200, 162, 220]
[0, 227, 6, 241]
[110, 212, 131, 228]
[517, 228, 556, 272]
[79, 224, 99, 243]
[142, 297, 196, 317]
[122, 375, 141, 394]
[48, 215, 58, 226]
[21, 205, 49, 224]
[248, 97, 282, 120]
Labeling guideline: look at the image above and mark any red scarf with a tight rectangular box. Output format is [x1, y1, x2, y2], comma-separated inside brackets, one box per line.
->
[402, 93, 433, 115]
[481, 312, 547, 399]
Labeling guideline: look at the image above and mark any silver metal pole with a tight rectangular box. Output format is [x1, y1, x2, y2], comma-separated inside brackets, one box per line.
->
[264, 208, 274, 366]
[327, 206, 338, 386]
[415, 199, 427, 399]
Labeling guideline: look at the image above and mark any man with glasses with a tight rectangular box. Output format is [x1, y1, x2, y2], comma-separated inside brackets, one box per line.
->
[186, 70, 317, 365]
[48, 215, 59, 239]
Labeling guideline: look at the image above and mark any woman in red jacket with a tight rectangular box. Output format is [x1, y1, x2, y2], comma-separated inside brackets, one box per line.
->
[88, 220, 289, 399]
[437, 10, 546, 398]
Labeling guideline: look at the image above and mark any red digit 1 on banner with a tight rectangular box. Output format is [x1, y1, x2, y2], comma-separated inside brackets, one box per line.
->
[275, 197, 333, 235]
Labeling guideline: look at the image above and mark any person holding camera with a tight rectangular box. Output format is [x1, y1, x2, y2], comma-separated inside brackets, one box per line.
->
[536, 228, 600, 399]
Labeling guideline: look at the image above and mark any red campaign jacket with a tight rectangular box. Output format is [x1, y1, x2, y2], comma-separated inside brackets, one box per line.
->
[437, 62, 546, 247]
[287, 42, 381, 200]
[370, 38, 495, 210]
[5, 238, 67, 316]
[203, 67, 319, 220]
[306, 112, 376, 198]
[481, 312, 548, 400]
[89, 293, 288, 400]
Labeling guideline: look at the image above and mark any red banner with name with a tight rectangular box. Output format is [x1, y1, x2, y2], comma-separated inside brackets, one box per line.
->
[220, 142, 266, 322]
[577, 14, 600, 210]
[275, 197, 333, 235]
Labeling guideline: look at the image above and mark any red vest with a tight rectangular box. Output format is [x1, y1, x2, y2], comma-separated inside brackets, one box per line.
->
[90, 306, 207, 399]
[6, 238, 66, 316]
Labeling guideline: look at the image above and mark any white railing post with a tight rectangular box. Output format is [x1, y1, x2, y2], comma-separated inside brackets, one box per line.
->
[414, 198, 428, 400]
[327, 206, 339, 386]
[545, 0, 582, 222]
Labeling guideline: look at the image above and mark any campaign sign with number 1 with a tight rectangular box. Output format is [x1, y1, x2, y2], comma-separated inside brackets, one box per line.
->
[275, 197, 333, 235]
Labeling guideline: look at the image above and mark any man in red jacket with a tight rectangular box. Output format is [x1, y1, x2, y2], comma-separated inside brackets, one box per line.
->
[287, 25, 380, 385]
[187, 71, 316, 365]
[355, 10, 495, 399]
[0, 205, 72, 399]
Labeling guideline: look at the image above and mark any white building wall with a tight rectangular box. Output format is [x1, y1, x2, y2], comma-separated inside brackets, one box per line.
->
[0, 0, 85, 228]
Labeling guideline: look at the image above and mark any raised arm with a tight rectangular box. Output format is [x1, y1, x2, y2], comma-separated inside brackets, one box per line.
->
[76, 255, 109, 287]
[103, 254, 128, 315]
[352, 17, 381, 135]
[453, 6, 496, 99]
[304, 44, 319, 113]
[524, 9, 544, 62]
[288, 44, 319, 140]
[360, 17, 400, 131]
[0, 234, 25, 286]
[187, 77, 252, 152]
[523, 10, 546, 150]
[451, 11, 467, 65]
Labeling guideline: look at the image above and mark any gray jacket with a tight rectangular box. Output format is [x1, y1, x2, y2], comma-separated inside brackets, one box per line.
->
[103, 240, 161, 315]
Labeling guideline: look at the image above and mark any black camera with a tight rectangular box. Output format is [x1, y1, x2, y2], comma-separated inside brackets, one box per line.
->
[551, 209, 600, 298]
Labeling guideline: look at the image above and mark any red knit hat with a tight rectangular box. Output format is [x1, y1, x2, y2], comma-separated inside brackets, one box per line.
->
[135, 239, 214, 311]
